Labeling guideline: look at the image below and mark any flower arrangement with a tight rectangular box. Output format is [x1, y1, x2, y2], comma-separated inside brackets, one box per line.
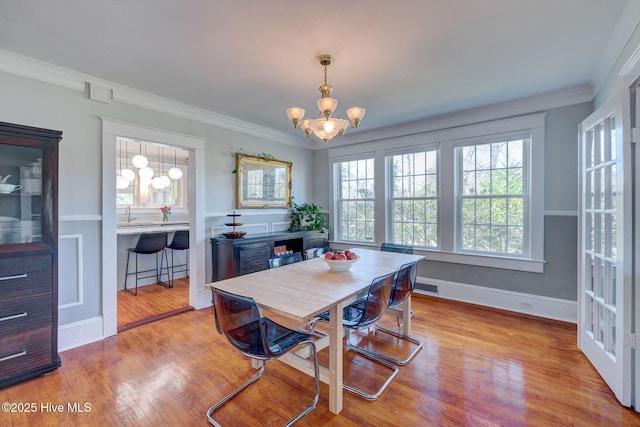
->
[161, 205, 171, 222]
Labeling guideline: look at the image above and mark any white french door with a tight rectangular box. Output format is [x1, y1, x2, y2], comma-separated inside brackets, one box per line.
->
[578, 94, 632, 407]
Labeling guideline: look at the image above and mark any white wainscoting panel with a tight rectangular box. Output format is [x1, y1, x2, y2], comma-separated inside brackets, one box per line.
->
[272, 222, 290, 232]
[58, 234, 83, 309]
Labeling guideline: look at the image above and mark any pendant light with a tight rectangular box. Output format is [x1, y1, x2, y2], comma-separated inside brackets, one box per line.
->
[138, 144, 154, 178]
[131, 140, 148, 168]
[152, 147, 171, 189]
[116, 140, 129, 189]
[121, 140, 136, 182]
[168, 148, 183, 180]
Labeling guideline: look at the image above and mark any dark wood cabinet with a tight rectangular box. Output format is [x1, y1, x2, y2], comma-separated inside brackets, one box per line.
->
[0, 122, 61, 389]
[210, 230, 328, 281]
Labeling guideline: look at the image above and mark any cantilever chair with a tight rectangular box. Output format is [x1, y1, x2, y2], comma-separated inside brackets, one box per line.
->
[308, 271, 398, 401]
[352, 261, 423, 365]
[269, 252, 303, 268]
[380, 242, 414, 254]
[124, 232, 171, 296]
[208, 288, 320, 427]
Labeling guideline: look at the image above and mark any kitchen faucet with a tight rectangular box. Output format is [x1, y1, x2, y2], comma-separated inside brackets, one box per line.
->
[126, 206, 136, 223]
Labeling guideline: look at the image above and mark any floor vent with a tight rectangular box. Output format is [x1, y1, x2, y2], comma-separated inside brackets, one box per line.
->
[416, 282, 439, 294]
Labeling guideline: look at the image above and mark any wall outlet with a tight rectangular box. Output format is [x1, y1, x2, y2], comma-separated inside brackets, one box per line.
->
[520, 302, 533, 310]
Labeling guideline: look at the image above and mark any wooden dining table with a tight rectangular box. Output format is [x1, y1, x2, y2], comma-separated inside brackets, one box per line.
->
[206, 247, 424, 414]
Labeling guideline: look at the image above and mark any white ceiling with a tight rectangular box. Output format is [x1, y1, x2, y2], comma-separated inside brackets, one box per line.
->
[0, 0, 634, 143]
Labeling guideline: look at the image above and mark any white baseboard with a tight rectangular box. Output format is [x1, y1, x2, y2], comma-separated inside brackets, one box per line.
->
[415, 277, 577, 323]
[58, 316, 105, 352]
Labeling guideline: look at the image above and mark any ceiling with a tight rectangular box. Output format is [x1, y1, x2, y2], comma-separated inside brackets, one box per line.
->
[0, 1, 634, 145]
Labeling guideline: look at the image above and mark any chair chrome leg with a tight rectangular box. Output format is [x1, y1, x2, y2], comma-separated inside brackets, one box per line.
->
[344, 333, 399, 401]
[206, 365, 265, 426]
[207, 340, 320, 427]
[352, 323, 423, 366]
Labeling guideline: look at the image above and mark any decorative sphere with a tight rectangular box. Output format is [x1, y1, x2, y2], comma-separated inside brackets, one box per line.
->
[116, 175, 129, 189]
[131, 154, 148, 168]
[139, 166, 154, 179]
[121, 168, 135, 181]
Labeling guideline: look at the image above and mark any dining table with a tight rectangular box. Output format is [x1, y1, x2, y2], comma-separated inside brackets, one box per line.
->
[206, 247, 424, 414]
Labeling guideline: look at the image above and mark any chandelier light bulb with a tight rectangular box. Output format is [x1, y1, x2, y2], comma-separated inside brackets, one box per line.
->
[131, 154, 148, 168]
[139, 166, 154, 179]
[116, 174, 129, 189]
[168, 167, 183, 180]
[121, 168, 135, 181]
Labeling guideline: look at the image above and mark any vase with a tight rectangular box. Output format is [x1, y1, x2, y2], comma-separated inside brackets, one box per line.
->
[162, 212, 169, 222]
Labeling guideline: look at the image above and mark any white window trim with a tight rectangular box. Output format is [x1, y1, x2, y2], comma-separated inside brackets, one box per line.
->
[328, 113, 546, 273]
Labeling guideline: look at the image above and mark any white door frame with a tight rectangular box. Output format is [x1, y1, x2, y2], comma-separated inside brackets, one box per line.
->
[621, 51, 640, 412]
[101, 119, 207, 338]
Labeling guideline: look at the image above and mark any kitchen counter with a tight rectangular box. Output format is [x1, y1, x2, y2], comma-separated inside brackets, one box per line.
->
[116, 222, 189, 235]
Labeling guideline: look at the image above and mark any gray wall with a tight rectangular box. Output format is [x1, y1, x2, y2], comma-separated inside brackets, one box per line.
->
[0, 70, 314, 326]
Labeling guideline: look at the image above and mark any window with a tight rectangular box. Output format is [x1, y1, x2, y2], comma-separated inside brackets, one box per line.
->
[116, 138, 189, 208]
[389, 149, 439, 248]
[456, 136, 528, 256]
[328, 114, 545, 272]
[335, 158, 375, 242]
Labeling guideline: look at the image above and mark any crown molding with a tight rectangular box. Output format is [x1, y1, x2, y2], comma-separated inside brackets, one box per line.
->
[592, 0, 640, 95]
[328, 85, 592, 148]
[0, 49, 308, 148]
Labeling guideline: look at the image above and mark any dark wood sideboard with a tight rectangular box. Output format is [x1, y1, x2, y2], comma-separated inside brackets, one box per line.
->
[210, 230, 329, 281]
[0, 122, 62, 389]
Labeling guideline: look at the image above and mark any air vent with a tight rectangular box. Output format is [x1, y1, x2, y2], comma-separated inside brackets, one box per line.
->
[416, 282, 439, 294]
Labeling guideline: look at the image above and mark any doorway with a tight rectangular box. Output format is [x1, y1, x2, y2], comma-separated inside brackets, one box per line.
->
[115, 139, 192, 330]
[101, 118, 207, 338]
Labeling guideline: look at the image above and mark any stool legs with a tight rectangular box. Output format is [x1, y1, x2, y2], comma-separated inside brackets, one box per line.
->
[124, 248, 172, 295]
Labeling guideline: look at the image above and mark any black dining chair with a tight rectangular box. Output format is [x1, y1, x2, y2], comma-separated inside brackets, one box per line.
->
[380, 242, 414, 254]
[269, 252, 303, 268]
[308, 271, 398, 400]
[124, 232, 171, 296]
[167, 230, 189, 279]
[207, 288, 320, 427]
[351, 261, 423, 365]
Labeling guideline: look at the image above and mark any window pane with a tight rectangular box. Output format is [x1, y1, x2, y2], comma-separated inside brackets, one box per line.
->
[336, 158, 375, 242]
[388, 149, 439, 248]
[456, 137, 528, 256]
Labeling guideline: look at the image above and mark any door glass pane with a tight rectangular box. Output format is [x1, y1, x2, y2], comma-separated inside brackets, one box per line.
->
[585, 294, 594, 334]
[606, 308, 616, 356]
[0, 144, 43, 244]
[609, 117, 616, 161]
[606, 261, 616, 305]
[597, 257, 605, 298]
[586, 254, 594, 292]
[597, 303, 605, 343]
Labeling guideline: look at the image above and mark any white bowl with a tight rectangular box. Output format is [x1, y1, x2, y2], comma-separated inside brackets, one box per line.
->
[320, 254, 360, 272]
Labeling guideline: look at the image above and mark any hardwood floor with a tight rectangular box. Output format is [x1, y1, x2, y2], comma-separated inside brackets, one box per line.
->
[2, 295, 639, 426]
[117, 277, 192, 332]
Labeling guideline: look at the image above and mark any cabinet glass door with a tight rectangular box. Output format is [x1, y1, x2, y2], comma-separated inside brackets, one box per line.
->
[0, 144, 43, 244]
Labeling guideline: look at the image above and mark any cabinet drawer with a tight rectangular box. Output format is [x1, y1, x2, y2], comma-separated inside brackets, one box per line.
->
[236, 244, 272, 275]
[0, 326, 52, 381]
[0, 254, 51, 297]
[0, 293, 52, 335]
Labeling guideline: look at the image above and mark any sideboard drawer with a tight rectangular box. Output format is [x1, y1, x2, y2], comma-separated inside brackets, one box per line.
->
[0, 326, 52, 381]
[0, 254, 52, 297]
[0, 292, 52, 335]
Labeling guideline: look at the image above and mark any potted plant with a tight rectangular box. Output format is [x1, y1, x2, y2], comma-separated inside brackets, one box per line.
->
[288, 199, 329, 232]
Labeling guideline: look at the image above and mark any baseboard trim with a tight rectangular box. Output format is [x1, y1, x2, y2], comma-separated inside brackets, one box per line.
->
[415, 277, 577, 323]
[58, 316, 105, 352]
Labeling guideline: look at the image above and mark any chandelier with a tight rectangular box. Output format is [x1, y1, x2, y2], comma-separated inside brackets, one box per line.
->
[286, 55, 366, 143]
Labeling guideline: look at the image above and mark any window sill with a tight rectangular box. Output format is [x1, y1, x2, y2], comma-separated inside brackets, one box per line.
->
[329, 240, 545, 273]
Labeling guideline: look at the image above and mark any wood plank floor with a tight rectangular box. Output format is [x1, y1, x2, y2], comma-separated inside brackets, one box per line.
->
[2, 295, 640, 426]
[117, 277, 192, 332]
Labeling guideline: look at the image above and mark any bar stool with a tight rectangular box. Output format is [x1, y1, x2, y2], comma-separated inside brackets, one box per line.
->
[124, 232, 171, 296]
[167, 230, 189, 280]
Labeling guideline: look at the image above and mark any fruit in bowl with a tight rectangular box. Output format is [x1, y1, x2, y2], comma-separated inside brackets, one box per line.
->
[321, 250, 360, 271]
